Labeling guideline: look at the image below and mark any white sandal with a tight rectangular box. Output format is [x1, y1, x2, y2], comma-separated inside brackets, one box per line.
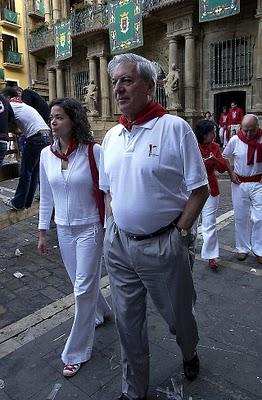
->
[63, 363, 81, 377]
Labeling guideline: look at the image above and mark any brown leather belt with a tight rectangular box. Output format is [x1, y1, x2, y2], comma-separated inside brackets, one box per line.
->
[122, 215, 181, 241]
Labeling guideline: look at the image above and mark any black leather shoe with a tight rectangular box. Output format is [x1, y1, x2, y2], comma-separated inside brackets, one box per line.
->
[116, 395, 146, 400]
[183, 352, 200, 381]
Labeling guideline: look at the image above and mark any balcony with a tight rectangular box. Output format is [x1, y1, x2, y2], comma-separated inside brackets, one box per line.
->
[28, 1, 45, 21]
[0, 68, 4, 81]
[3, 51, 23, 68]
[71, 4, 108, 35]
[27, 0, 183, 52]
[0, 8, 21, 29]
[28, 25, 54, 52]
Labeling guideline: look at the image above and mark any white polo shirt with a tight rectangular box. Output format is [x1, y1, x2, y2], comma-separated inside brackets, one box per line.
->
[223, 135, 262, 176]
[99, 114, 207, 234]
[10, 102, 49, 138]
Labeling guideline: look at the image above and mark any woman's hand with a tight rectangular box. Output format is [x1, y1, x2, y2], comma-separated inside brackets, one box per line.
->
[38, 230, 48, 255]
[230, 171, 241, 185]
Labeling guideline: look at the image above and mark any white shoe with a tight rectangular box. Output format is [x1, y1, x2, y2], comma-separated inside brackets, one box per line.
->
[62, 363, 81, 377]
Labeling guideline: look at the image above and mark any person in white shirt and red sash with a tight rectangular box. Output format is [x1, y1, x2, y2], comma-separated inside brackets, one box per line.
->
[223, 114, 262, 264]
[99, 53, 209, 400]
[195, 120, 229, 270]
[228, 101, 244, 138]
[219, 106, 229, 147]
[38, 97, 110, 378]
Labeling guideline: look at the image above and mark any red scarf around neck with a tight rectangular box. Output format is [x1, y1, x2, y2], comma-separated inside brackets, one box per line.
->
[119, 101, 168, 131]
[237, 129, 262, 165]
[50, 140, 78, 161]
[10, 97, 23, 103]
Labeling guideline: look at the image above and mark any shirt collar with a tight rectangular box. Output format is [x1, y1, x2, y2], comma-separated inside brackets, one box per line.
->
[118, 117, 160, 136]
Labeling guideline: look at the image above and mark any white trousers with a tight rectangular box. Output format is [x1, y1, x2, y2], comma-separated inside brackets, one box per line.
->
[57, 223, 110, 364]
[232, 182, 262, 256]
[201, 194, 220, 260]
[219, 127, 228, 147]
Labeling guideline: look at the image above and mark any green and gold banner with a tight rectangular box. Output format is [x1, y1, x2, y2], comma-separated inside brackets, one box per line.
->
[108, 0, 143, 55]
[55, 18, 72, 61]
[199, 0, 240, 22]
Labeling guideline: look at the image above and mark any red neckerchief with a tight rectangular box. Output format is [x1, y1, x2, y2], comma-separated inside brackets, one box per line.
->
[10, 97, 23, 103]
[50, 140, 78, 161]
[119, 101, 168, 131]
[199, 143, 213, 159]
[237, 129, 262, 165]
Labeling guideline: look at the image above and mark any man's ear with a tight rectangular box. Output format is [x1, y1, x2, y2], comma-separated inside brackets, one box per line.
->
[147, 79, 155, 97]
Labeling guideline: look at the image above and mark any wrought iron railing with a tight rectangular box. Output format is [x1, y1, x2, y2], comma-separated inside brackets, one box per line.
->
[28, 0, 178, 51]
[28, 25, 54, 51]
[4, 51, 22, 65]
[142, 0, 176, 12]
[71, 4, 108, 35]
[34, 0, 45, 16]
[0, 68, 4, 80]
[1, 8, 19, 24]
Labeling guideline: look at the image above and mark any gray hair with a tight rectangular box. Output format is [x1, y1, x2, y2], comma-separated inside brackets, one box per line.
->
[107, 53, 157, 86]
[242, 113, 259, 126]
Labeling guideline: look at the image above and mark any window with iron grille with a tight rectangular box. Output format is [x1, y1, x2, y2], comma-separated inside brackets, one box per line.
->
[73, 71, 89, 102]
[210, 37, 252, 89]
[2, 0, 16, 11]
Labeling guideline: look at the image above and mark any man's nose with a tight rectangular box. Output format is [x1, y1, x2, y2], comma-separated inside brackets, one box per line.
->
[114, 80, 124, 92]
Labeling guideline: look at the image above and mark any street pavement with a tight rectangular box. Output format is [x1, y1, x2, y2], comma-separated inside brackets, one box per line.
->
[0, 179, 261, 400]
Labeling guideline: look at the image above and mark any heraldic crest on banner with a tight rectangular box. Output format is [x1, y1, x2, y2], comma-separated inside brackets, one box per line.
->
[108, 0, 143, 54]
[199, 0, 240, 22]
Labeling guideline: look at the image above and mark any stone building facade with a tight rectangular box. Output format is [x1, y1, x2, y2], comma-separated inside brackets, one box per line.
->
[25, 0, 262, 137]
[0, 0, 29, 90]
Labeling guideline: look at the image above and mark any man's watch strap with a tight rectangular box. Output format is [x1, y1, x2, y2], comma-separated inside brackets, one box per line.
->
[176, 226, 190, 237]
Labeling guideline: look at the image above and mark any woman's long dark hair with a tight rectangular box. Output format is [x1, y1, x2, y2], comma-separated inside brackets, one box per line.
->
[195, 119, 215, 144]
[49, 97, 93, 144]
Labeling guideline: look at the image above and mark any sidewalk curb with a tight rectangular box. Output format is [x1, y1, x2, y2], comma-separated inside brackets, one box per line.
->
[0, 276, 110, 359]
[0, 203, 39, 229]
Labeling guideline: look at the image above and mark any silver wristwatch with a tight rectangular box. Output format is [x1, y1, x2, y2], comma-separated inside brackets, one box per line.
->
[176, 226, 190, 237]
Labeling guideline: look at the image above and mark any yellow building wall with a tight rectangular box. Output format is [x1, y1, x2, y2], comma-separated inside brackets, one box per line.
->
[0, 0, 29, 88]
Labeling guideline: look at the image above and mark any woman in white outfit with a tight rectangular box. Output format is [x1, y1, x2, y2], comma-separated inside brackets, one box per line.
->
[38, 97, 110, 377]
[195, 120, 229, 270]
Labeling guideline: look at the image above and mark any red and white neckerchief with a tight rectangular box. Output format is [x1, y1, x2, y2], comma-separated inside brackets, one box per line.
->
[10, 97, 23, 103]
[119, 101, 168, 131]
[237, 129, 262, 165]
[50, 138, 78, 161]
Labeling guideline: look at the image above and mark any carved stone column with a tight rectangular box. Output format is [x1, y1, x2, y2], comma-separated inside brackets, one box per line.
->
[99, 55, 111, 118]
[53, 0, 61, 22]
[168, 37, 179, 70]
[48, 69, 56, 101]
[88, 57, 98, 85]
[56, 66, 65, 98]
[44, 0, 51, 24]
[184, 33, 195, 112]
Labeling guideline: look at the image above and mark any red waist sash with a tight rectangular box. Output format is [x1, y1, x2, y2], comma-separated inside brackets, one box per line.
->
[236, 174, 262, 182]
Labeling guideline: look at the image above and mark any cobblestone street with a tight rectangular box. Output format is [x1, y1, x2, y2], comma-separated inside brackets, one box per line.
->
[0, 178, 262, 400]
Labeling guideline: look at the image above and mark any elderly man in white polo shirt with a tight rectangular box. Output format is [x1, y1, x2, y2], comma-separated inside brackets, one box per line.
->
[99, 53, 209, 400]
[223, 114, 262, 264]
